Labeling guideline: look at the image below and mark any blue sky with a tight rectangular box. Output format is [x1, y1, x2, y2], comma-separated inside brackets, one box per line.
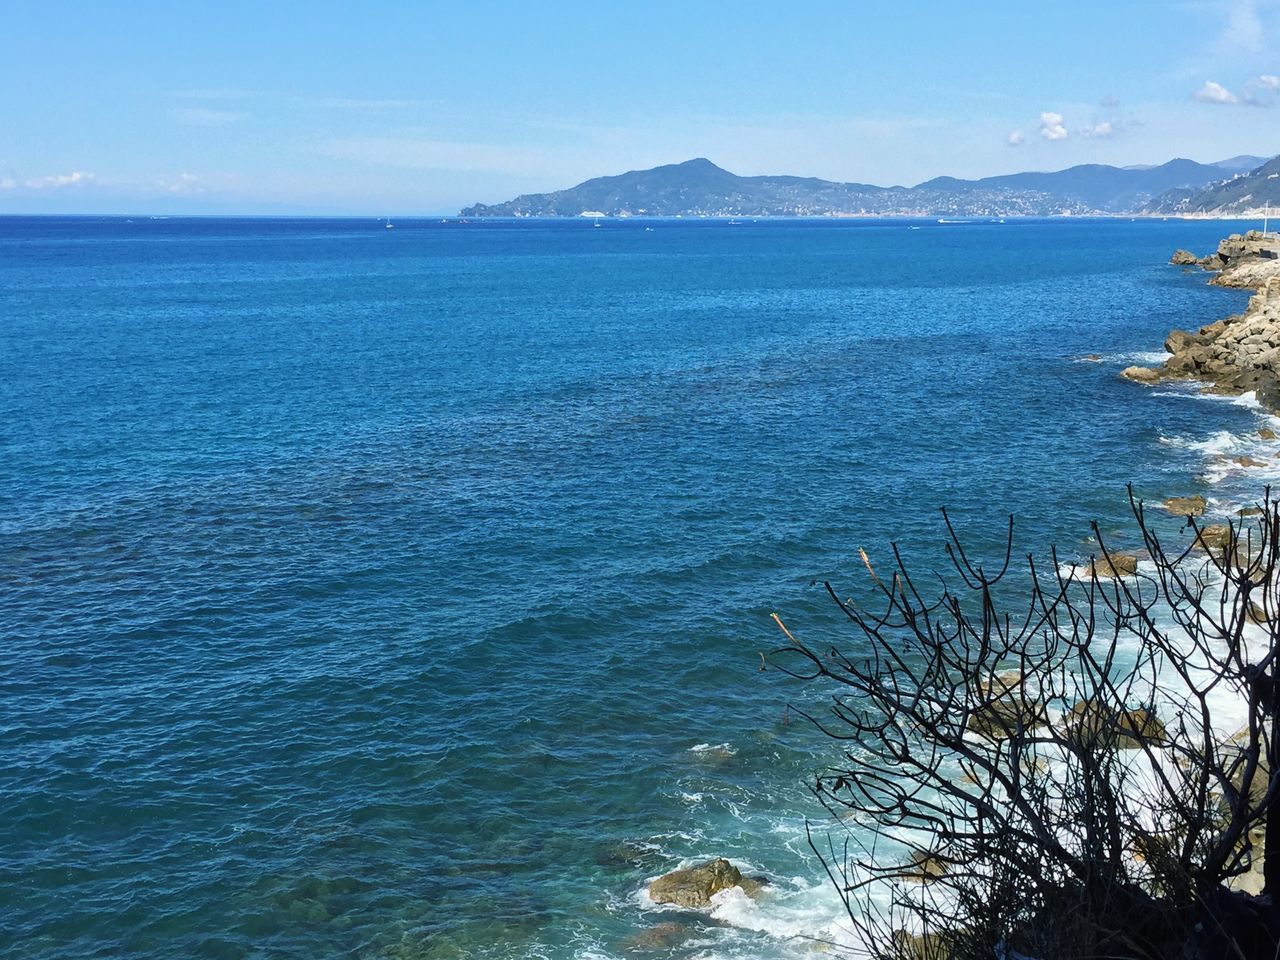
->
[2, 0, 1279, 214]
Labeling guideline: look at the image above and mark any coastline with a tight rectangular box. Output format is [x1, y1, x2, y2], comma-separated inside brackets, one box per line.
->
[1118, 227, 1280, 900]
[1122, 229, 1280, 411]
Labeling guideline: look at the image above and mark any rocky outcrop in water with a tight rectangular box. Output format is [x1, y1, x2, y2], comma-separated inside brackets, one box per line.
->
[1067, 701, 1167, 749]
[647, 858, 766, 907]
[1168, 231, 1280, 285]
[1089, 552, 1140, 578]
[1164, 495, 1207, 516]
[1125, 236, 1280, 412]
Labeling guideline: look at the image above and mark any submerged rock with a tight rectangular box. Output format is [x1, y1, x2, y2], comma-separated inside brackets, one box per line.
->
[594, 840, 660, 869]
[619, 920, 695, 952]
[647, 858, 765, 908]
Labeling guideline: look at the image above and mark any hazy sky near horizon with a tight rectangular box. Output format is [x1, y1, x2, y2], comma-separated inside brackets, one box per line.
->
[3, 0, 1280, 214]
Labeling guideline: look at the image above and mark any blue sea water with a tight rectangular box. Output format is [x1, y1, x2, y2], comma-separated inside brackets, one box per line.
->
[0, 215, 1269, 959]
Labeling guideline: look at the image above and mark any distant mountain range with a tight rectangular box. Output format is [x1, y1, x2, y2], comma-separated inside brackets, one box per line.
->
[459, 155, 1275, 218]
[1147, 155, 1280, 216]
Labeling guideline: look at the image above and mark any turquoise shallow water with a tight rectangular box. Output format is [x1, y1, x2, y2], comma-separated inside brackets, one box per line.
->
[0, 216, 1268, 958]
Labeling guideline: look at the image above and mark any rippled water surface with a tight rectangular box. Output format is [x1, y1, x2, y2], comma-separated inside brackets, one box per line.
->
[0, 216, 1267, 958]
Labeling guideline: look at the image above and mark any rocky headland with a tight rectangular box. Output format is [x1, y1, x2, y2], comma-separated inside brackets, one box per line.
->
[1124, 230, 1280, 410]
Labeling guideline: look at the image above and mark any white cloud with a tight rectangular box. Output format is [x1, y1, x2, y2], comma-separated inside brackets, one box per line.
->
[1007, 130, 1025, 147]
[24, 171, 95, 188]
[0, 177, 15, 190]
[1242, 74, 1280, 106]
[1082, 121, 1116, 139]
[1217, 0, 1266, 52]
[1194, 80, 1239, 103]
[170, 107, 247, 127]
[157, 172, 203, 195]
[1039, 112, 1068, 140]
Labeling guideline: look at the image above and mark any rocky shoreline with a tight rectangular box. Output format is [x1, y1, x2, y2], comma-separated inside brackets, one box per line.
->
[1123, 230, 1280, 408]
[1122, 229, 1280, 901]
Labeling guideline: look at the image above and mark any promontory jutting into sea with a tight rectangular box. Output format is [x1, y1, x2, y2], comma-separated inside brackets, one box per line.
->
[5, 5, 1280, 959]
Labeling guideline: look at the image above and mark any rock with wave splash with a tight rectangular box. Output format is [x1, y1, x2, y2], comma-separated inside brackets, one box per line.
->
[647, 858, 766, 907]
[1089, 551, 1140, 578]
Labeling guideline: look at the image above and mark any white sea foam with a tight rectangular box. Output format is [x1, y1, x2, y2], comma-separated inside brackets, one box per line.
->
[635, 855, 870, 959]
[1152, 386, 1269, 412]
[688, 742, 737, 755]
[1099, 349, 1168, 365]
[709, 883, 866, 954]
[1156, 418, 1280, 487]
[1158, 428, 1246, 457]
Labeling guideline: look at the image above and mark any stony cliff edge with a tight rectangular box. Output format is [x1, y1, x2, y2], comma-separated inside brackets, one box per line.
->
[1124, 230, 1280, 410]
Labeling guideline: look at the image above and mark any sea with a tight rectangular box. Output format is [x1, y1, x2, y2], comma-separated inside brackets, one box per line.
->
[1, 215, 1273, 959]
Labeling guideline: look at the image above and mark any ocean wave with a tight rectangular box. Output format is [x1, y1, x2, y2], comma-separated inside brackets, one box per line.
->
[1152, 386, 1268, 411]
[634, 857, 866, 959]
[1095, 349, 1169, 365]
[1158, 429, 1249, 457]
[688, 742, 737, 755]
